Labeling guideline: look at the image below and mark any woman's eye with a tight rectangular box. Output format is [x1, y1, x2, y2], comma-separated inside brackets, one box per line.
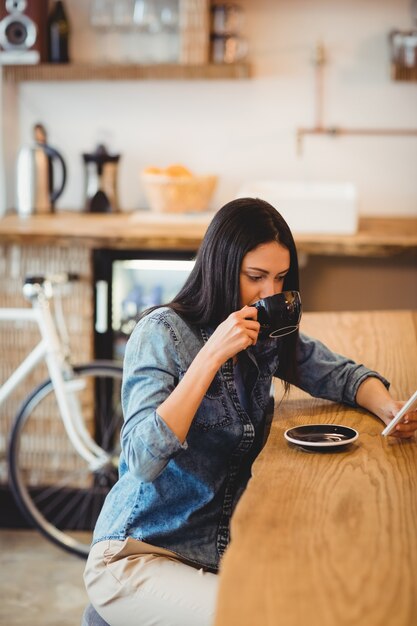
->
[248, 275, 263, 282]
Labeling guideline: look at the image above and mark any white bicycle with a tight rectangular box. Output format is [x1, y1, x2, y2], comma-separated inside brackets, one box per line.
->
[0, 273, 123, 558]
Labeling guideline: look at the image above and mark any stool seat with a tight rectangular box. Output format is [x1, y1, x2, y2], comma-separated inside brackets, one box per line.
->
[81, 603, 111, 626]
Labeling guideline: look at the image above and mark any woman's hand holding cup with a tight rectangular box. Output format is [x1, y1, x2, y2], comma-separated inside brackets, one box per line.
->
[203, 306, 260, 367]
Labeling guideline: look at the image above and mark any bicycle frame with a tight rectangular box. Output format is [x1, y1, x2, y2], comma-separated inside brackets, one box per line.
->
[0, 295, 109, 468]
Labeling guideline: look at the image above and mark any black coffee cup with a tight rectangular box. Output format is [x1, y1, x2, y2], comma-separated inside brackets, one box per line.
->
[253, 290, 302, 338]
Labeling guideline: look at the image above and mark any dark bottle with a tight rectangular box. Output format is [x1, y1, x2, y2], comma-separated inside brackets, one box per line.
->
[47, 1, 70, 63]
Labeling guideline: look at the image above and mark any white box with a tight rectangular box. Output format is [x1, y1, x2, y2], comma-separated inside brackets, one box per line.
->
[236, 181, 358, 235]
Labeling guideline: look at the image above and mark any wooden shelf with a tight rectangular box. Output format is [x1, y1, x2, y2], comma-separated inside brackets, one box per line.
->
[391, 63, 417, 82]
[0, 213, 416, 257]
[3, 62, 251, 83]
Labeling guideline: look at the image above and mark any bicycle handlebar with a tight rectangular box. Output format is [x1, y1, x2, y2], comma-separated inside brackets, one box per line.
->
[24, 273, 80, 287]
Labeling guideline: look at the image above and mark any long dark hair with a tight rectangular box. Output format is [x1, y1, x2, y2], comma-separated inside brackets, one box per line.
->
[153, 198, 299, 386]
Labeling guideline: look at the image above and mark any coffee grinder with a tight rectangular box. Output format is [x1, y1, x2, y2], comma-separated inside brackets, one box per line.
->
[82, 144, 121, 213]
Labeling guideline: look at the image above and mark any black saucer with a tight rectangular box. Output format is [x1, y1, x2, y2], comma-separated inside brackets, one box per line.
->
[284, 424, 358, 452]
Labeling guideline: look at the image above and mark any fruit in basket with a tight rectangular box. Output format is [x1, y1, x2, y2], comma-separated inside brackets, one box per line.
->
[164, 164, 193, 177]
[143, 164, 194, 178]
[140, 163, 217, 213]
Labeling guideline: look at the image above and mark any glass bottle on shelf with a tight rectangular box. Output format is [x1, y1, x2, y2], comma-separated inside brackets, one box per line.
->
[47, 0, 70, 63]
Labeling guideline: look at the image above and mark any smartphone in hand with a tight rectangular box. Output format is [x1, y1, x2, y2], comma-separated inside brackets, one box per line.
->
[381, 389, 417, 436]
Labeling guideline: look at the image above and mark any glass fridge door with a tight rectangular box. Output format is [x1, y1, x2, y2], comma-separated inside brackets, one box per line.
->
[112, 258, 195, 362]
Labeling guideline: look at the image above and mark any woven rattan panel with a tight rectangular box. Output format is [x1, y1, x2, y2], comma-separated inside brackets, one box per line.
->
[179, 0, 209, 64]
[0, 244, 93, 485]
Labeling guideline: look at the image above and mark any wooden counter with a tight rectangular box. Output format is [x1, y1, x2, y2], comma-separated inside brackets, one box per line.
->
[215, 310, 417, 626]
[0, 213, 416, 257]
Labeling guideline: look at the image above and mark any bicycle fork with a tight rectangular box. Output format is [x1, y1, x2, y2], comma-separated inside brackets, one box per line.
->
[33, 297, 111, 470]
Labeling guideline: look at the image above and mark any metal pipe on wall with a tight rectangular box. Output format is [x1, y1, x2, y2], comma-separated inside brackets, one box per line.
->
[296, 41, 417, 156]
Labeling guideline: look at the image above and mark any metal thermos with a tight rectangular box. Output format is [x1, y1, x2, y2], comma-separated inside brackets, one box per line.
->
[16, 124, 67, 216]
[82, 144, 121, 213]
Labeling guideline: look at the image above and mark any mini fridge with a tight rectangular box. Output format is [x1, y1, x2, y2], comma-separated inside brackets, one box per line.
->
[93, 249, 196, 363]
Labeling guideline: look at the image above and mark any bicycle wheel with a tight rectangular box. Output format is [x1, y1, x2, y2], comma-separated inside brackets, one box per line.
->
[8, 362, 123, 558]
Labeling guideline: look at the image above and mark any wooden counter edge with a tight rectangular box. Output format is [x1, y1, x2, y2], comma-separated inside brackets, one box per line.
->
[0, 213, 416, 257]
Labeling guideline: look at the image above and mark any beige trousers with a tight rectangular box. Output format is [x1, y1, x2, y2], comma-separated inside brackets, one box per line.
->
[84, 538, 218, 626]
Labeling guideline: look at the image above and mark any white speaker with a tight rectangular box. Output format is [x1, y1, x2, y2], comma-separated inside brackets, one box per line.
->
[0, 0, 47, 64]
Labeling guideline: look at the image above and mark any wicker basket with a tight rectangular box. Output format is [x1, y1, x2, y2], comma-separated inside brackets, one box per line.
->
[141, 173, 218, 213]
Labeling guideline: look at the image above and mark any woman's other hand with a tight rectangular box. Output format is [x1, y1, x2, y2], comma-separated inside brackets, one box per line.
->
[203, 306, 260, 367]
[356, 377, 417, 439]
[381, 400, 417, 439]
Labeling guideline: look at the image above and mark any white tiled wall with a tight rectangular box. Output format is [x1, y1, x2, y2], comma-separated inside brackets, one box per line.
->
[1, 0, 416, 217]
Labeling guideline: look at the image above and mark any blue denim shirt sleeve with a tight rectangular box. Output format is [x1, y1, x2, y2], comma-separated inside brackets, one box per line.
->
[121, 313, 188, 483]
[279, 332, 390, 406]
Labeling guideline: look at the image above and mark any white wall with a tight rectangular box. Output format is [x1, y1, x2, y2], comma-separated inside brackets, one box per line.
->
[4, 0, 417, 215]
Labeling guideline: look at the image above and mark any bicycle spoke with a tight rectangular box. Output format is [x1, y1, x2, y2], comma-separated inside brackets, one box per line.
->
[48, 485, 87, 528]
[75, 488, 97, 531]
[32, 484, 82, 520]
[31, 469, 89, 506]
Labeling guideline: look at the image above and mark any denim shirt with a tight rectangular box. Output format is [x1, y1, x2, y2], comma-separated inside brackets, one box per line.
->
[92, 307, 389, 572]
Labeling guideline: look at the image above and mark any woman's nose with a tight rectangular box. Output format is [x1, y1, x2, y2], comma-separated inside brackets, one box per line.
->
[260, 282, 281, 299]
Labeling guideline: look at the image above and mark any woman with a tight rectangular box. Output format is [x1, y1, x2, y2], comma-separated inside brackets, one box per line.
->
[84, 198, 416, 626]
